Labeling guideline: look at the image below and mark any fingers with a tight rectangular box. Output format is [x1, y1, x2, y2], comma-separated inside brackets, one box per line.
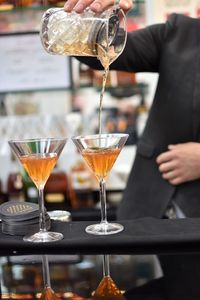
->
[156, 148, 180, 185]
[162, 170, 176, 180]
[64, 0, 93, 12]
[161, 169, 183, 185]
[90, 0, 133, 12]
[90, 0, 115, 13]
[168, 177, 183, 185]
[158, 160, 175, 173]
[64, 0, 77, 11]
[64, 0, 133, 13]
[156, 142, 200, 185]
[64, 0, 114, 13]
[168, 144, 176, 150]
[159, 163, 180, 185]
[117, 0, 133, 12]
[156, 151, 173, 165]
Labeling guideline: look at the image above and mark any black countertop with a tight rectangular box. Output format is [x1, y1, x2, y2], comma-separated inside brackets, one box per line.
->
[1, 217, 200, 256]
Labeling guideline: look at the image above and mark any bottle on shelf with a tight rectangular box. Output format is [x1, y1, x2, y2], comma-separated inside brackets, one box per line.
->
[0, 178, 8, 204]
[44, 170, 69, 211]
[7, 172, 25, 202]
[69, 158, 94, 209]
[21, 169, 38, 203]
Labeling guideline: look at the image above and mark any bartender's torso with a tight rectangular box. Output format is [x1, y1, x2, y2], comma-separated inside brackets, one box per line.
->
[117, 14, 200, 219]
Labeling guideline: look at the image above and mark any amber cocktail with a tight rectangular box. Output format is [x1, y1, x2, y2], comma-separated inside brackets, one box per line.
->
[8, 138, 67, 243]
[72, 133, 128, 235]
[82, 148, 121, 180]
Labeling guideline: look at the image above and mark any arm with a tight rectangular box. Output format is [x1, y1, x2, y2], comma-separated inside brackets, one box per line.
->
[75, 14, 178, 73]
[156, 143, 200, 185]
[76, 23, 167, 73]
[63, 1, 177, 73]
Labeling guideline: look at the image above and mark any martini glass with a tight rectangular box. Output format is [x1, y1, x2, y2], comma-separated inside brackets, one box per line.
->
[40, 255, 60, 300]
[72, 133, 128, 235]
[8, 138, 67, 242]
[92, 254, 126, 300]
[40, 255, 87, 300]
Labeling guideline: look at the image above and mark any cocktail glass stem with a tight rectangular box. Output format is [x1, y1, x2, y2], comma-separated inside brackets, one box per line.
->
[42, 255, 51, 287]
[99, 178, 108, 225]
[102, 254, 110, 277]
[40, 255, 60, 300]
[38, 187, 46, 233]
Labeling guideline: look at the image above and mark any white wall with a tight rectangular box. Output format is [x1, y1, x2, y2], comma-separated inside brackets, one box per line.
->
[146, 0, 200, 24]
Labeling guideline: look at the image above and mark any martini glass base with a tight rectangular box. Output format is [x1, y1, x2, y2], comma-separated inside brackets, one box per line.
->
[85, 222, 124, 235]
[23, 231, 63, 243]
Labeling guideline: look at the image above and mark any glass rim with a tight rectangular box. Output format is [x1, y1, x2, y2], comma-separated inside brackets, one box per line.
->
[8, 137, 68, 144]
[71, 133, 129, 140]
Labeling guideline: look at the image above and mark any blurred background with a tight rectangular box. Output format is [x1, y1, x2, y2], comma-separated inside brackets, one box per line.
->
[0, 0, 200, 298]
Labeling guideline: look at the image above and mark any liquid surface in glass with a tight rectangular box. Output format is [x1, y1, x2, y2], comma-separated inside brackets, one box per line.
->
[20, 153, 58, 189]
[82, 147, 120, 180]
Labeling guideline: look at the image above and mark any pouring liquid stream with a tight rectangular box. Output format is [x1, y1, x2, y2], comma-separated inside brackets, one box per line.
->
[98, 67, 109, 138]
[97, 42, 116, 146]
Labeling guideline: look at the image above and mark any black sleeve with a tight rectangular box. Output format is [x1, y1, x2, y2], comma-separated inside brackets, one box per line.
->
[76, 14, 177, 73]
